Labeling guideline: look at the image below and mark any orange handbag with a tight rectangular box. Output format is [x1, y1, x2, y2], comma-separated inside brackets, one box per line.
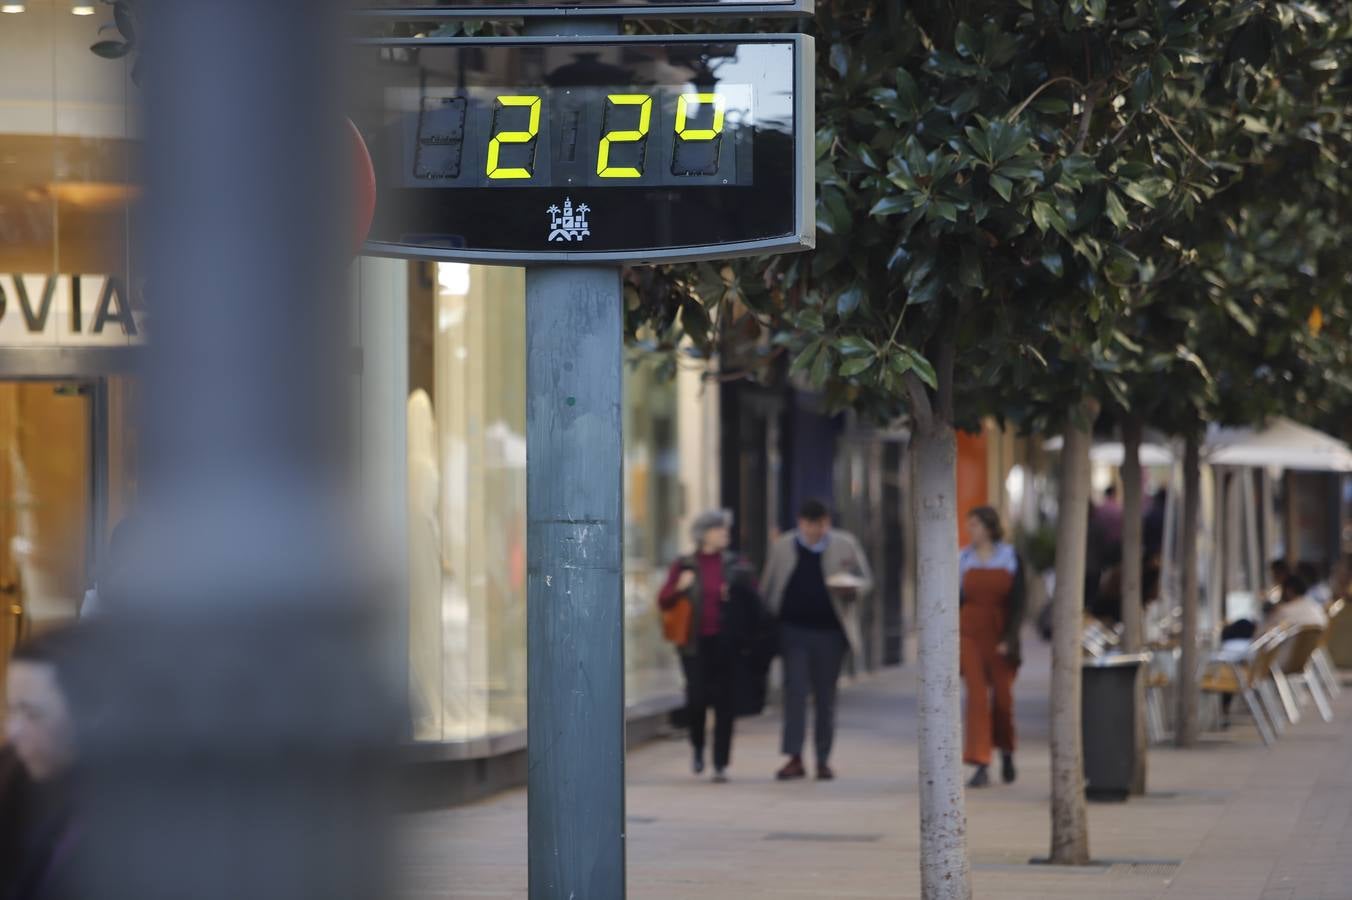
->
[662, 596, 694, 647]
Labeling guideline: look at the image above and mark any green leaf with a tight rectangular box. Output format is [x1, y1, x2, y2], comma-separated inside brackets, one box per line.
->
[1104, 189, 1131, 229]
[869, 196, 910, 217]
[955, 21, 979, 60]
[791, 340, 823, 374]
[1031, 199, 1055, 233]
[1122, 180, 1156, 208]
[886, 245, 911, 272]
[1113, 330, 1143, 353]
[836, 286, 865, 318]
[830, 44, 851, 79]
[929, 200, 960, 223]
[960, 245, 985, 290]
[91, 40, 130, 59]
[1223, 299, 1258, 336]
[895, 69, 920, 111]
[836, 336, 875, 357]
[906, 349, 939, 390]
[1130, 69, 1154, 111]
[810, 345, 834, 387]
[114, 1, 136, 42]
[989, 173, 1014, 202]
[839, 356, 877, 378]
[908, 275, 942, 305]
[1040, 251, 1065, 278]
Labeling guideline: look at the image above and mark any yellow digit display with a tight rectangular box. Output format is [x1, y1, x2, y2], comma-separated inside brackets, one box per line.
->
[674, 93, 726, 142]
[596, 94, 652, 178]
[486, 95, 541, 180]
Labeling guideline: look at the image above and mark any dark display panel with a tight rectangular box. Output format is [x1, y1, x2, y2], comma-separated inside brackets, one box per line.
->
[351, 36, 810, 262]
[403, 85, 752, 189]
[361, 0, 807, 9]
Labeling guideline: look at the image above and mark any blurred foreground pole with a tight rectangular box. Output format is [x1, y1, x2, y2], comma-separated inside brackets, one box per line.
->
[83, 3, 395, 900]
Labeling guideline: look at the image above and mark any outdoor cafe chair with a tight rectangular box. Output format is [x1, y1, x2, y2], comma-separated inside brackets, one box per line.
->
[1271, 624, 1335, 725]
[1201, 629, 1286, 747]
[1311, 598, 1346, 700]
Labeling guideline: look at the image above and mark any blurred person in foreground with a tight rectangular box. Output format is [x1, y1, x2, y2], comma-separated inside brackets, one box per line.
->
[959, 506, 1026, 789]
[762, 499, 873, 782]
[4, 627, 94, 900]
[657, 510, 768, 783]
[79, 514, 144, 619]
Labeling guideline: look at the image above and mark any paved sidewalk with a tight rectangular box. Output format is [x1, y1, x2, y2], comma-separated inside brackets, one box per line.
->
[401, 639, 1352, 899]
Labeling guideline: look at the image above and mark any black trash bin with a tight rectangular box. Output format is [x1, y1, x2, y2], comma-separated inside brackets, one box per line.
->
[1081, 652, 1150, 802]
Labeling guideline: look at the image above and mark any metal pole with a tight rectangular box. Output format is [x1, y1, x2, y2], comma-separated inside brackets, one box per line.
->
[81, 3, 395, 899]
[519, 19, 626, 899]
[526, 265, 627, 899]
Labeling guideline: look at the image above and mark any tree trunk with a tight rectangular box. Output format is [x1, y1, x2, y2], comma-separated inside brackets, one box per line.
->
[1120, 417, 1147, 795]
[1049, 400, 1095, 865]
[911, 419, 973, 900]
[1175, 432, 1202, 747]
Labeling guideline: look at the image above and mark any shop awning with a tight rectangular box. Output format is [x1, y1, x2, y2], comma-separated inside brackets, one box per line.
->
[1205, 417, 1352, 472]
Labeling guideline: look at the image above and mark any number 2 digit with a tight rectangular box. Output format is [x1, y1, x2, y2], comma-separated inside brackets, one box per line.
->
[597, 94, 653, 178]
[486, 95, 541, 180]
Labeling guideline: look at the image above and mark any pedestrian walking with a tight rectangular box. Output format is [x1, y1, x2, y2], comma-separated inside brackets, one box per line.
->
[4, 627, 93, 900]
[762, 499, 874, 782]
[959, 506, 1026, 789]
[657, 510, 765, 783]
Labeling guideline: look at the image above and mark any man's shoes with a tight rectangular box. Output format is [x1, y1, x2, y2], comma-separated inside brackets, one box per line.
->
[968, 765, 990, 788]
[776, 756, 807, 781]
[712, 769, 728, 784]
[1001, 752, 1016, 785]
[693, 750, 705, 775]
[816, 763, 836, 781]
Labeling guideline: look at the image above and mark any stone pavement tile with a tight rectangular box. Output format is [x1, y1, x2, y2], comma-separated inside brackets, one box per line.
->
[401, 638, 1352, 899]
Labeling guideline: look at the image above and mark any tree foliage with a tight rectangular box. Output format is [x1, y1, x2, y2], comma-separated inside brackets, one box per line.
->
[630, 0, 1352, 436]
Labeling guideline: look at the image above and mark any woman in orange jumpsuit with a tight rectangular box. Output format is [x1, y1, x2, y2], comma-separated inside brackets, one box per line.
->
[959, 506, 1026, 788]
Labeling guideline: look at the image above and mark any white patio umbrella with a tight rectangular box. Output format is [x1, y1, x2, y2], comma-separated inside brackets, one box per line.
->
[1042, 436, 1175, 466]
[1205, 417, 1352, 472]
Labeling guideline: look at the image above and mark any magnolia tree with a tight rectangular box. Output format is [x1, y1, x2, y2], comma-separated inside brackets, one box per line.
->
[627, 0, 1347, 892]
[1105, 0, 1352, 748]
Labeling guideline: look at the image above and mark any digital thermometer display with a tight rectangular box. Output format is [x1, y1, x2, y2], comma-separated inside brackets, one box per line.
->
[352, 36, 812, 262]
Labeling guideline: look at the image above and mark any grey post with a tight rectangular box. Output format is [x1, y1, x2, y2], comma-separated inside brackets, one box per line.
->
[523, 16, 627, 899]
[80, 3, 395, 900]
[526, 264, 627, 899]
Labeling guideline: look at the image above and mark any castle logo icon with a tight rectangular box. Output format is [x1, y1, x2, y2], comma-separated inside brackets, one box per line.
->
[547, 198, 591, 242]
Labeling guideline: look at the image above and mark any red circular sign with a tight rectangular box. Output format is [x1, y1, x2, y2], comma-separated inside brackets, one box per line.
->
[349, 119, 377, 256]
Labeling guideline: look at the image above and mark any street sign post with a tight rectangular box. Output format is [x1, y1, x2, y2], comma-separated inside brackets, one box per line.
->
[354, 9, 812, 899]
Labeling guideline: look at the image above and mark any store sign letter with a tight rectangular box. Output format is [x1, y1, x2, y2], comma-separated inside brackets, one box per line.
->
[0, 274, 144, 347]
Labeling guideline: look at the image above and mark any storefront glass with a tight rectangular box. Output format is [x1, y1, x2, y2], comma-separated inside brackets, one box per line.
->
[407, 263, 686, 744]
[0, 4, 140, 704]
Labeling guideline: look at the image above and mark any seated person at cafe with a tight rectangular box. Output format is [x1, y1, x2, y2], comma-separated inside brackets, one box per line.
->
[1262, 575, 1328, 635]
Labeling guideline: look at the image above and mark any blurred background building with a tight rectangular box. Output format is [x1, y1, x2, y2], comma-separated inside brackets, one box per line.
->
[0, 2, 142, 699]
